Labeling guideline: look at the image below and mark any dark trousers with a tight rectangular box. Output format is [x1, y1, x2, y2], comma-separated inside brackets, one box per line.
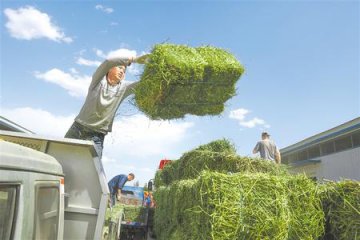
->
[109, 192, 117, 207]
[65, 121, 105, 159]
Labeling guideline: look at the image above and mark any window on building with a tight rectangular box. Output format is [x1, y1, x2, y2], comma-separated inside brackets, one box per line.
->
[34, 184, 60, 240]
[0, 185, 18, 240]
[298, 150, 308, 161]
[308, 145, 321, 159]
[352, 130, 360, 147]
[335, 135, 352, 152]
[288, 153, 298, 163]
[282, 156, 289, 164]
[321, 141, 335, 155]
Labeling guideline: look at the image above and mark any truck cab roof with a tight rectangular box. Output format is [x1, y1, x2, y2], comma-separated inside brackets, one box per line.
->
[0, 140, 63, 176]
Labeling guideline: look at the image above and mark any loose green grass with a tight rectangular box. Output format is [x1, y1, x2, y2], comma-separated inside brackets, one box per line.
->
[135, 44, 244, 120]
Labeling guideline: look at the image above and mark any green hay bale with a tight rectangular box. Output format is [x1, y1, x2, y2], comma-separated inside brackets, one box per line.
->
[153, 186, 174, 238]
[286, 176, 325, 239]
[122, 205, 147, 223]
[154, 139, 236, 186]
[104, 204, 146, 224]
[154, 170, 165, 189]
[320, 180, 360, 240]
[197, 46, 244, 84]
[194, 138, 237, 153]
[102, 204, 124, 239]
[154, 171, 324, 240]
[135, 44, 244, 120]
[105, 204, 124, 222]
[154, 139, 288, 187]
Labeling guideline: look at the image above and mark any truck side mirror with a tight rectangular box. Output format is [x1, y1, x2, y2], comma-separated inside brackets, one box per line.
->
[148, 180, 153, 191]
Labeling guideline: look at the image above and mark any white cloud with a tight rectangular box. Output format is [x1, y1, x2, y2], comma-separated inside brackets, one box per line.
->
[4, 6, 72, 43]
[103, 114, 194, 182]
[106, 49, 137, 59]
[69, 68, 79, 74]
[229, 108, 249, 121]
[94, 48, 106, 58]
[127, 64, 143, 76]
[35, 68, 90, 98]
[102, 157, 152, 173]
[95, 5, 114, 14]
[76, 57, 101, 67]
[93, 47, 140, 63]
[36, 47, 143, 98]
[0, 107, 74, 137]
[35, 48, 140, 98]
[105, 114, 194, 158]
[229, 108, 269, 129]
[93, 48, 140, 75]
[238, 117, 266, 128]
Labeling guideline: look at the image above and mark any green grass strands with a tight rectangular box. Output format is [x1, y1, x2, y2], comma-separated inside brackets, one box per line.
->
[153, 171, 324, 240]
[155, 139, 288, 187]
[320, 180, 360, 240]
[135, 44, 244, 120]
[286, 175, 325, 239]
[121, 205, 147, 223]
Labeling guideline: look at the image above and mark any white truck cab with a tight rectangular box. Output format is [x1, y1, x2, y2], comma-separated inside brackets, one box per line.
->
[0, 130, 109, 240]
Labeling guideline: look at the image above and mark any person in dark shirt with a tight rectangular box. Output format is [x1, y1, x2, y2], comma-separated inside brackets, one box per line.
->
[108, 173, 135, 207]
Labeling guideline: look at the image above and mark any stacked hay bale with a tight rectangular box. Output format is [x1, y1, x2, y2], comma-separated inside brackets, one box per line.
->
[320, 180, 360, 240]
[155, 139, 288, 187]
[102, 204, 147, 239]
[135, 44, 244, 120]
[122, 205, 147, 223]
[153, 139, 325, 240]
[102, 204, 124, 239]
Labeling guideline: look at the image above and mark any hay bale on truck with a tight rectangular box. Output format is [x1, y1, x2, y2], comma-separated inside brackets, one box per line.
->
[154, 171, 324, 240]
[103, 186, 151, 240]
[135, 44, 245, 120]
[319, 180, 360, 240]
[154, 139, 288, 187]
[152, 139, 325, 239]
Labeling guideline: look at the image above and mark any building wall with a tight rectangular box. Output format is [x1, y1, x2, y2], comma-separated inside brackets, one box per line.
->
[289, 164, 318, 179]
[291, 147, 360, 181]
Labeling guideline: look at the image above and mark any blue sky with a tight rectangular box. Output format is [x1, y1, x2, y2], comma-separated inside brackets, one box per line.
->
[1, 1, 359, 185]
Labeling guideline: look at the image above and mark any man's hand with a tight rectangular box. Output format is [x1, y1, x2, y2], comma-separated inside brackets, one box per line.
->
[133, 54, 150, 64]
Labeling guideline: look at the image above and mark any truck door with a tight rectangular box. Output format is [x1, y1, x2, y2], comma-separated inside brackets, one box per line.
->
[0, 184, 19, 240]
[33, 182, 61, 240]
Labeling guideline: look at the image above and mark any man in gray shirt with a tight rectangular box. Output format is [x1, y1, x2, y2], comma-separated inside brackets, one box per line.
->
[65, 53, 148, 158]
[253, 132, 281, 164]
